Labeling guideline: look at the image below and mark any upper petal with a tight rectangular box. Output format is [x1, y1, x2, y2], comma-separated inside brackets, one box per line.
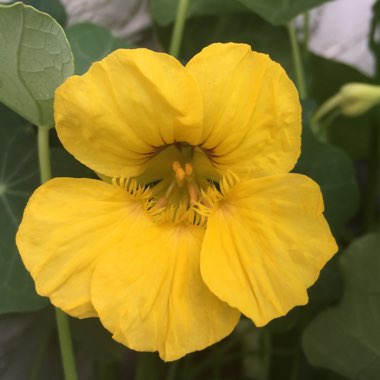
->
[200, 174, 337, 327]
[55, 48, 204, 178]
[91, 222, 240, 361]
[16, 177, 151, 318]
[187, 43, 301, 177]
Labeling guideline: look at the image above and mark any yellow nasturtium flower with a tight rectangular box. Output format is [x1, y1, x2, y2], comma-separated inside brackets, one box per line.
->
[16, 43, 337, 361]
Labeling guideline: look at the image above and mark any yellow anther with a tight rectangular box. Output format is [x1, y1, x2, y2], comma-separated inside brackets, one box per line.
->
[175, 168, 186, 182]
[172, 160, 186, 183]
[172, 161, 186, 183]
[184, 163, 193, 177]
[172, 161, 181, 172]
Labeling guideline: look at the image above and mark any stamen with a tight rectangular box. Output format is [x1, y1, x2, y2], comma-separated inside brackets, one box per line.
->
[155, 197, 168, 209]
[154, 180, 177, 209]
[112, 177, 152, 199]
[175, 168, 186, 183]
[149, 159, 224, 226]
[184, 163, 193, 177]
[172, 161, 181, 172]
[188, 183, 198, 206]
[172, 160, 186, 184]
[165, 180, 177, 199]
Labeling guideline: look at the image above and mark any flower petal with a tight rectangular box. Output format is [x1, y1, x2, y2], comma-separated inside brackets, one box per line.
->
[91, 222, 240, 361]
[201, 174, 337, 327]
[186, 43, 301, 177]
[55, 48, 204, 178]
[16, 177, 150, 318]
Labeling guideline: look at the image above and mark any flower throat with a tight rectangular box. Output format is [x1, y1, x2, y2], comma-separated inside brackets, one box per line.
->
[113, 143, 218, 226]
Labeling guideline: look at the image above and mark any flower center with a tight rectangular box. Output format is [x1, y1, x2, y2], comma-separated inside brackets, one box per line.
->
[114, 144, 221, 226]
[145, 143, 221, 225]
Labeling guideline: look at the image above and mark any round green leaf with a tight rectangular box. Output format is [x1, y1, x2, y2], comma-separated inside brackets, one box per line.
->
[0, 104, 47, 313]
[0, 2, 74, 128]
[302, 233, 380, 380]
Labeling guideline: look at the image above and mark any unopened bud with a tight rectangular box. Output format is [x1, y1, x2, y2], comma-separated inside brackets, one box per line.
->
[312, 82, 380, 127]
[339, 83, 380, 116]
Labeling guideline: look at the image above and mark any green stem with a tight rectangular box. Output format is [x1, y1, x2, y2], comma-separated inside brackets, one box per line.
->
[287, 21, 307, 99]
[37, 125, 78, 380]
[311, 93, 342, 125]
[169, 0, 189, 58]
[311, 108, 341, 142]
[37, 127, 52, 184]
[55, 309, 79, 380]
[303, 12, 310, 56]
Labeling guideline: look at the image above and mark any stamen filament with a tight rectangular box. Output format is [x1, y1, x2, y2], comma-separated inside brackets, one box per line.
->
[188, 182, 198, 206]
[165, 180, 177, 199]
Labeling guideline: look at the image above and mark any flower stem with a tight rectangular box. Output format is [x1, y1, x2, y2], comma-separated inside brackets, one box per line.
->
[37, 125, 78, 380]
[37, 127, 52, 184]
[287, 21, 307, 99]
[55, 308, 79, 380]
[169, 0, 189, 58]
[303, 12, 310, 56]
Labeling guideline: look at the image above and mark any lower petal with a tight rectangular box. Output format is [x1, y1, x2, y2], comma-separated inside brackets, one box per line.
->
[201, 174, 337, 327]
[91, 222, 240, 361]
[16, 178, 148, 318]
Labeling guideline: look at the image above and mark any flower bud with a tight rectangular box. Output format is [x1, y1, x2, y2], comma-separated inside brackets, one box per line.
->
[339, 83, 380, 117]
[313, 82, 380, 125]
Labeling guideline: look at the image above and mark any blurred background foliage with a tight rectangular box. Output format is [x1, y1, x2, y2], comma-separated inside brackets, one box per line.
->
[0, 0, 379, 379]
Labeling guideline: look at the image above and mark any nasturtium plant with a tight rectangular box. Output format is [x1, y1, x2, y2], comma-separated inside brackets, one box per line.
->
[0, 0, 379, 379]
